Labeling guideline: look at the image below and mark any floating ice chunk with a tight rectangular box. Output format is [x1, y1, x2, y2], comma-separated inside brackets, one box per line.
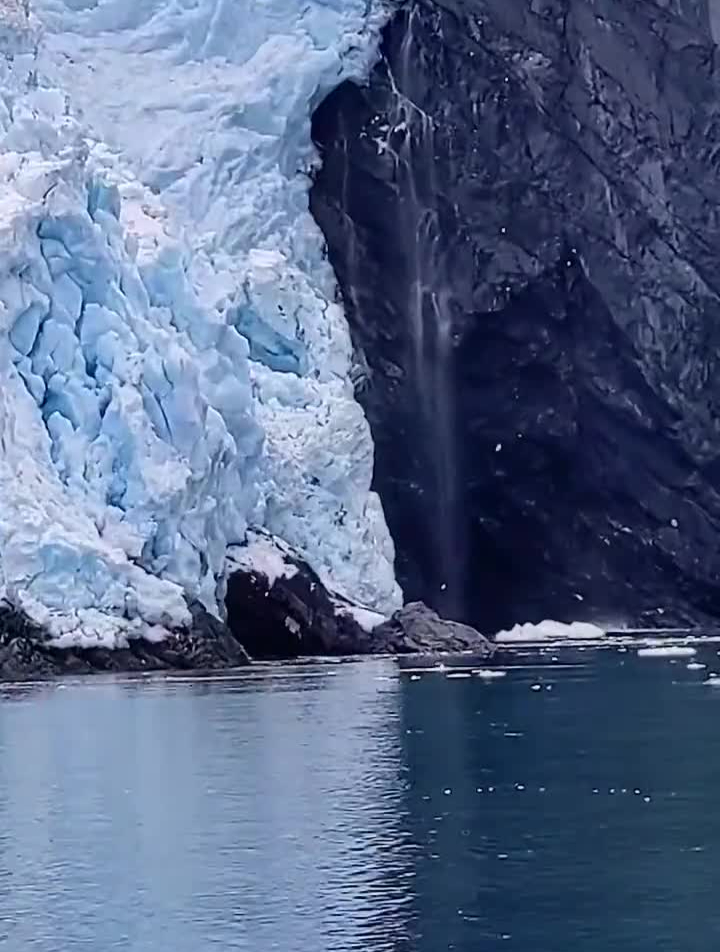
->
[495, 620, 606, 643]
[473, 669, 507, 680]
[637, 646, 697, 658]
[687, 662, 707, 671]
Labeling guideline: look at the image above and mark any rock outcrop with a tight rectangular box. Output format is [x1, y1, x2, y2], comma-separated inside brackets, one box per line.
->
[225, 532, 495, 658]
[373, 602, 495, 656]
[310, 0, 720, 632]
[225, 539, 372, 659]
[0, 601, 250, 680]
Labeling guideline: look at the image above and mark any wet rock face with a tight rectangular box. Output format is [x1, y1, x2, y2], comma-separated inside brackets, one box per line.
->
[310, 0, 720, 631]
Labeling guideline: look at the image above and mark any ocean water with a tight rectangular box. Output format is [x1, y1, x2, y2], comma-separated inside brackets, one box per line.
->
[1, 649, 720, 950]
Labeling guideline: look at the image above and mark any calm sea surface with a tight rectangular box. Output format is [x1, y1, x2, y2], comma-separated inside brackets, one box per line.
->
[2, 648, 720, 951]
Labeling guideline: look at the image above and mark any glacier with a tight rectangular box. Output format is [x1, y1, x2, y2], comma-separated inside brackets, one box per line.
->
[0, 0, 401, 647]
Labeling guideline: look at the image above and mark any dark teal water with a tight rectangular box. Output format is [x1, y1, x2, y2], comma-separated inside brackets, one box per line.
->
[1, 650, 720, 951]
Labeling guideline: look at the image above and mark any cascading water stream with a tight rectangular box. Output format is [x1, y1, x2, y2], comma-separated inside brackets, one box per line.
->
[382, 8, 463, 618]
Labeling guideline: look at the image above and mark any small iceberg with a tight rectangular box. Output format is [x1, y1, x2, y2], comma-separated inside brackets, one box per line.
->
[495, 620, 606, 643]
[473, 669, 507, 680]
[637, 645, 697, 658]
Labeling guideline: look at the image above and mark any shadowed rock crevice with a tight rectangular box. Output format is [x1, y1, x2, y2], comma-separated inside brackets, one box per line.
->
[310, 0, 720, 630]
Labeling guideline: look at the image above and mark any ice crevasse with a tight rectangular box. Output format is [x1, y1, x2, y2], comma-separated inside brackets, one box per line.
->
[0, 0, 402, 646]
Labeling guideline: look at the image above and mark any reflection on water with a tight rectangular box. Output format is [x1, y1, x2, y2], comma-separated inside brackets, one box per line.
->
[2, 651, 720, 950]
[0, 662, 412, 951]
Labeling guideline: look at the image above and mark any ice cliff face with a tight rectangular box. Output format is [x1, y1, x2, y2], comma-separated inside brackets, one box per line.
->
[0, 0, 401, 645]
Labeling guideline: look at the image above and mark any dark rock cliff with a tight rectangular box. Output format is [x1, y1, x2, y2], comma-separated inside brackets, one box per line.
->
[310, 0, 720, 631]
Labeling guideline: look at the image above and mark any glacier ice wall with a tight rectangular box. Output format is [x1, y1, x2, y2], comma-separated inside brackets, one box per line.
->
[0, 7, 267, 644]
[0, 0, 400, 644]
[35, 0, 402, 616]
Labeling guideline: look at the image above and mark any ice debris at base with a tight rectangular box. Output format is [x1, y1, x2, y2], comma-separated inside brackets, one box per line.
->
[637, 645, 697, 658]
[0, 0, 400, 646]
[494, 620, 607, 643]
[35, 0, 402, 616]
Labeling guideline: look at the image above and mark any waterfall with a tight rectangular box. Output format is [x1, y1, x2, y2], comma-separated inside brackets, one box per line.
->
[382, 8, 463, 619]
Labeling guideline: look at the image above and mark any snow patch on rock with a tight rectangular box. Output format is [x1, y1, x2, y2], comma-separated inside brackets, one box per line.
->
[227, 532, 299, 589]
[335, 604, 387, 633]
